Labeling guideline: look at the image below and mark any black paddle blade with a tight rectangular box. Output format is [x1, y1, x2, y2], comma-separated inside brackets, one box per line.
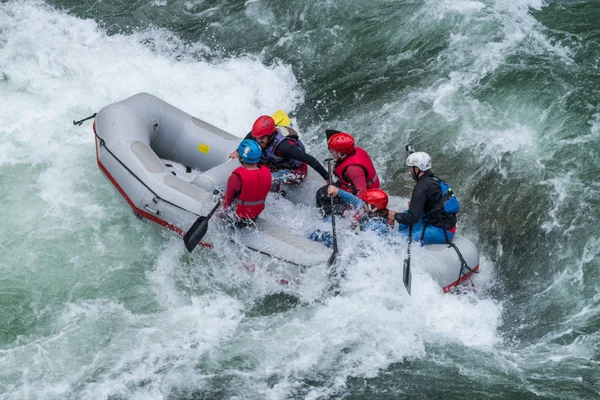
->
[183, 216, 208, 253]
[327, 250, 337, 267]
[403, 259, 412, 295]
[327, 257, 345, 296]
[325, 129, 342, 140]
[184, 200, 221, 253]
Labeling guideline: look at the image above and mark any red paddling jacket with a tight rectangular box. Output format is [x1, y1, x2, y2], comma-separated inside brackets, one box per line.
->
[334, 147, 380, 196]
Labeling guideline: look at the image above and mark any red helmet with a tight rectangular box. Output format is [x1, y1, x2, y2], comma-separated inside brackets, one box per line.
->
[327, 132, 355, 154]
[363, 189, 389, 210]
[251, 115, 276, 138]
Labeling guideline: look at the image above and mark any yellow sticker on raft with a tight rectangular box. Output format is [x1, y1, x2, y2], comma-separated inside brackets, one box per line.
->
[197, 143, 210, 154]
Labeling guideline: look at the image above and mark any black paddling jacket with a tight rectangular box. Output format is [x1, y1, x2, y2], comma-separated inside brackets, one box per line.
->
[394, 171, 457, 230]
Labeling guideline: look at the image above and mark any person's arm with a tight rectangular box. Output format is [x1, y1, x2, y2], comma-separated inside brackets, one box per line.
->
[335, 187, 366, 209]
[276, 140, 329, 181]
[393, 184, 427, 225]
[345, 165, 368, 199]
[222, 172, 242, 211]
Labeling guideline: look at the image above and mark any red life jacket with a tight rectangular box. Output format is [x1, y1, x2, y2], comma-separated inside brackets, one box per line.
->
[333, 147, 380, 195]
[233, 165, 272, 219]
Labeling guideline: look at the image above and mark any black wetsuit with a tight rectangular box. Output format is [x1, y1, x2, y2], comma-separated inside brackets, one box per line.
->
[394, 170, 456, 230]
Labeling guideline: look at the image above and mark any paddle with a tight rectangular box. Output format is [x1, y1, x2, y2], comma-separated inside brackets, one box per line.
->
[403, 225, 413, 295]
[325, 129, 342, 141]
[272, 109, 292, 127]
[402, 143, 416, 295]
[184, 200, 221, 253]
[325, 158, 339, 266]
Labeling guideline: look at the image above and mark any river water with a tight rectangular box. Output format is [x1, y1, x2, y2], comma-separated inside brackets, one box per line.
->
[1, 0, 599, 398]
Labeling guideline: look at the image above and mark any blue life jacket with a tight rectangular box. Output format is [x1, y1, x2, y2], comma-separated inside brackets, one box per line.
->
[422, 176, 459, 229]
[439, 179, 459, 214]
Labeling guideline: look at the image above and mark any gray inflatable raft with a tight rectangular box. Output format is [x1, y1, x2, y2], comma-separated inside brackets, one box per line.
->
[93, 93, 479, 291]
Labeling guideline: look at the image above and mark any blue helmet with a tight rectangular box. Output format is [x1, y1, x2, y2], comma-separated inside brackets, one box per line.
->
[237, 139, 262, 164]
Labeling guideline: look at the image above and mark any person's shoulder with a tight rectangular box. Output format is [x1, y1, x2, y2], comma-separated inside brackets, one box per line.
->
[284, 127, 299, 136]
[418, 173, 439, 184]
[229, 168, 243, 182]
[276, 126, 300, 139]
[275, 136, 294, 147]
[345, 164, 365, 174]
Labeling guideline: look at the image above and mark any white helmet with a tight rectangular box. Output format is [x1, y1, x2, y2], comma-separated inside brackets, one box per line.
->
[405, 151, 432, 171]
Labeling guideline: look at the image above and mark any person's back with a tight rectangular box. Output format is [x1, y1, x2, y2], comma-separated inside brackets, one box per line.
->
[334, 149, 380, 197]
[418, 174, 458, 231]
[223, 139, 272, 225]
[231, 165, 271, 219]
[389, 152, 457, 245]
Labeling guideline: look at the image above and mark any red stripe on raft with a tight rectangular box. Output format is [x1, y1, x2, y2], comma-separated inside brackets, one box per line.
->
[442, 264, 479, 293]
[94, 137, 213, 249]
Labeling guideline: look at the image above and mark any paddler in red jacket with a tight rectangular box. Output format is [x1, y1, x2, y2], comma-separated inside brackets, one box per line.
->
[316, 131, 380, 217]
[222, 139, 272, 226]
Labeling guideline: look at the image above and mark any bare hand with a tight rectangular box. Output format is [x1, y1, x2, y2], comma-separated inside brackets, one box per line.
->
[327, 185, 339, 197]
[229, 150, 239, 159]
[388, 209, 397, 220]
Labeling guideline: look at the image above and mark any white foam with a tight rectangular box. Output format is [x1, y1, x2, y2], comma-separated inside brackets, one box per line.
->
[0, 0, 304, 228]
[368, 0, 571, 181]
[0, 1, 509, 398]
[0, 1, 303, 162]
[193, 223, 501, 398]
[539, 174, 575, 233]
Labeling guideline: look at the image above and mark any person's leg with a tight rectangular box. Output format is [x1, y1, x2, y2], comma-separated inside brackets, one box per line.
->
[271, 164, 308, 188]
[270, 169, 293, 191]
[420, 225, 453, 245]
[308, 229, 334, 248]
[397, 218, 428, 242]
[289, 163, 308, 183]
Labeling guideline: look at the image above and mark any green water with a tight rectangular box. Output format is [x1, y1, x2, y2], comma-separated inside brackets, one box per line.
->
[1, 0, 599, 398]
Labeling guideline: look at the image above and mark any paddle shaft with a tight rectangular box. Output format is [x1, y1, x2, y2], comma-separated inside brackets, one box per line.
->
[403, 224, 413, 295]
[406, 225, 412, 264]
[326, 159, 338, 259]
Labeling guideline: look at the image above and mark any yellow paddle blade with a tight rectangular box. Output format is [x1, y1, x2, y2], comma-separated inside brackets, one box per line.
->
[271, 109, 291, 127]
